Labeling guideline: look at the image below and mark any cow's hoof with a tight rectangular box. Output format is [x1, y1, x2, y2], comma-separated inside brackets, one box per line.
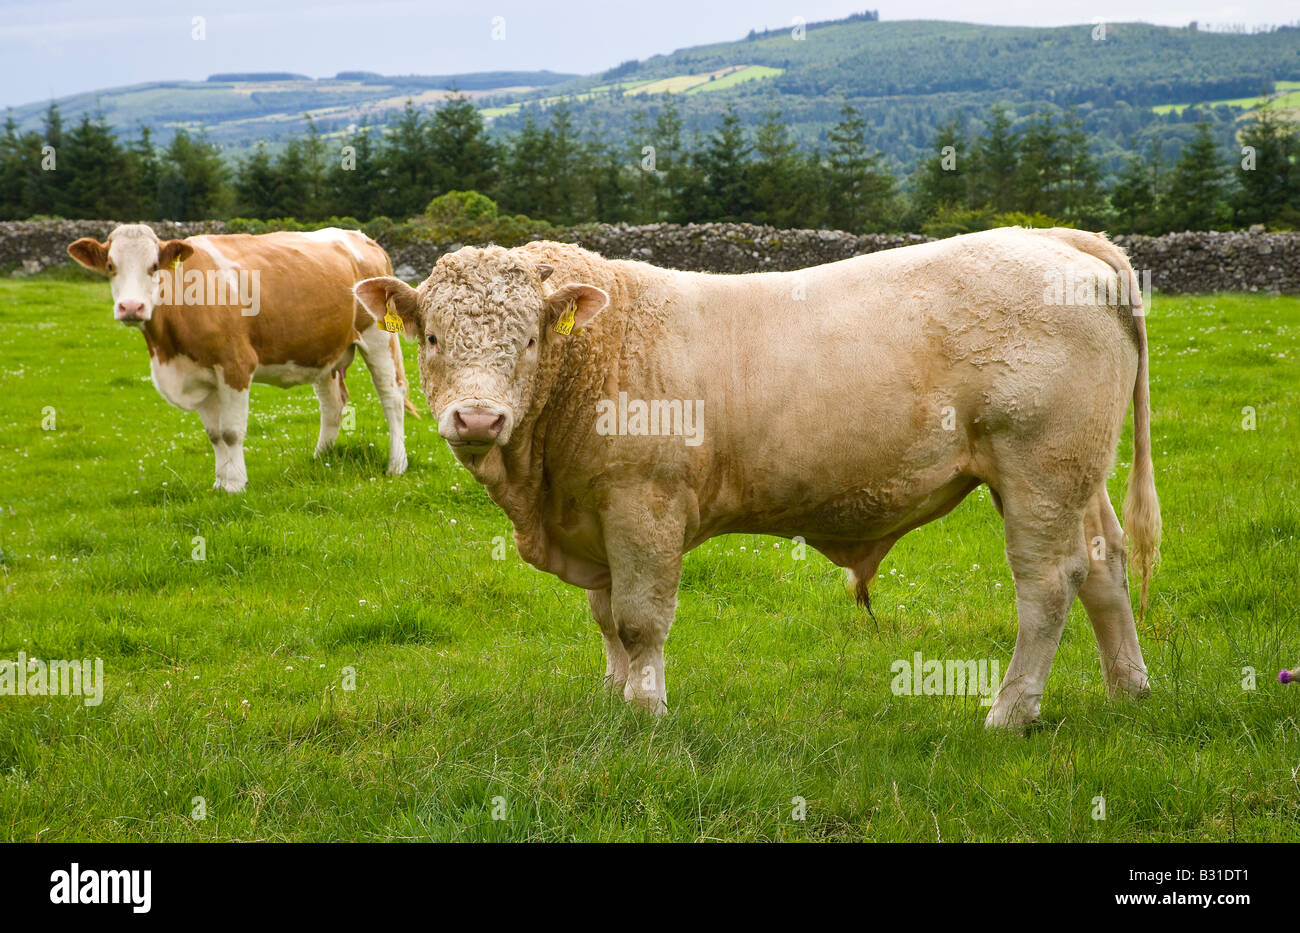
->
[386, 456, 408, 477]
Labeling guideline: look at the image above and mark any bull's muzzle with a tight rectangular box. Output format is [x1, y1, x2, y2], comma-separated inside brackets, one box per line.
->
[447, 406, 507, 448]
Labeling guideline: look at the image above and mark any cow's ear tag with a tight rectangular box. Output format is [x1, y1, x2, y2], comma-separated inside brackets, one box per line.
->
[171, 256, 182, 269]
[553, 299, 577, 336]
[383, 300, 403, 333]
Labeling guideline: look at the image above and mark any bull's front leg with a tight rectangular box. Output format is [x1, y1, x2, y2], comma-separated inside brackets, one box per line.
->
[602, 497, 686, 714]
[587, 588, 628, 690]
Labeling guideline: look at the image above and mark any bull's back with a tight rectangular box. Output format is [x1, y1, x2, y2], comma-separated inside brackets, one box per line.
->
[656, 229, 1139, 535]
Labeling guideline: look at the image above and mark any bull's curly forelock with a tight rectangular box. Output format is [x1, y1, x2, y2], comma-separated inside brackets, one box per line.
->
[433, 245, 540, 288]
[427, 246, 544, 366]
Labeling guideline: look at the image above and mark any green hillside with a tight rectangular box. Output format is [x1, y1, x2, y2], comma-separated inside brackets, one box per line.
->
[3, 71, 577, 148]
[481, 19, 1300, 172]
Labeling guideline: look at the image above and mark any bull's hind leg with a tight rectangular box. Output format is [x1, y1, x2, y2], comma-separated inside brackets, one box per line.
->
[985, 483, 1092, 730]
[587, 588, 629, 690]
[1079, 486, 1149, 699]
[313, 369, 346, 458]
[355, 326, 408, 476]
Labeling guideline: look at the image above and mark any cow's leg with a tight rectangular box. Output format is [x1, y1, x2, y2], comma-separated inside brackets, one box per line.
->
[196, 392, 230, 491]
[313, 370, 345, 458]
[587, 588, 629, 690]
[603, 500, 684, 714]
[986, 487, 1091, 730]
[1079, 486, 1150, 699]
[355, 326, 408, 476]
[213, 380, 250, 494]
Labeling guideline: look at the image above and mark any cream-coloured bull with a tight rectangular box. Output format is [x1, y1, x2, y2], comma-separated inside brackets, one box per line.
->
[69, 224, 418, 492]
[356, 227, 1160, 729]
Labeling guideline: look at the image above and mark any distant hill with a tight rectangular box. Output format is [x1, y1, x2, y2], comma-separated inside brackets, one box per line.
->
[5, 16, 1299, 170]
[2, 71, 577, 149]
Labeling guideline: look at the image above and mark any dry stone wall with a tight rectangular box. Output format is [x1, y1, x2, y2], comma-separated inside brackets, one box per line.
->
[5, 219, 1298, 294]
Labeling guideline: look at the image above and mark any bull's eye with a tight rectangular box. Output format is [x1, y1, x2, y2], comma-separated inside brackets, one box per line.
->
[148, 263, 158, 275]
[106, 262, 116, 275]
[527, 337, 536, 349]
[427, 334, 439, 348]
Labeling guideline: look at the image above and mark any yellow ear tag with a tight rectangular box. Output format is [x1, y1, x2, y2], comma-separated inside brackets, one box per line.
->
[383, 301, 403, 333]
[554, 300, 577, 336]
[171, 256, 182, 269]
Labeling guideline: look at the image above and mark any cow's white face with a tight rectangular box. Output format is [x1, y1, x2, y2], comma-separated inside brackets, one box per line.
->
[354, 248, 607, 462]
[67, 225, 193, 327]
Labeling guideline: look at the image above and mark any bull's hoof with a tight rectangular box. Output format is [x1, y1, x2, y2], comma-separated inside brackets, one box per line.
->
[1103, 662, 1150, 700]
[984, 701, 1039, 731]
[623, 689, 667, 715]
[386, 455, 409, 477]
[1106, 676, 1151, 700]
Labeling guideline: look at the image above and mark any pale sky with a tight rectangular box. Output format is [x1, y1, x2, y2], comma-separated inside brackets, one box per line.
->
[1, 0, 1296, 109]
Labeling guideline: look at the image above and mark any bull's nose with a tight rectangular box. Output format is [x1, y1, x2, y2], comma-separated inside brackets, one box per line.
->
[452, 407, 506, 445]
[115, 300, 145, 320]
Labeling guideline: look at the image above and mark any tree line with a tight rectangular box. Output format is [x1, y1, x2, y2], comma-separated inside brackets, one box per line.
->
[2, 94, 1297, 234]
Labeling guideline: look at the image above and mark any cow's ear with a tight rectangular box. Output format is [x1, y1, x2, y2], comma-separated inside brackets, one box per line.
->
[67, 238, 109, 273]
[158, 239, 193, 268]
[355, 276, 421, 340]
[545, 283, 608, 336]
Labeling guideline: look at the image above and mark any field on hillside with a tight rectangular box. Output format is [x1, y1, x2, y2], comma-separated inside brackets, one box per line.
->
[0, 276, 1297, 841]
[1152, 80, 1300, 116]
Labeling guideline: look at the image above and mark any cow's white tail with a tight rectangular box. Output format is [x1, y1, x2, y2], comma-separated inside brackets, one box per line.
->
[376, 255, 420, 419]
[1031, 228, 1161, 617]
[390, 331, 420, 418]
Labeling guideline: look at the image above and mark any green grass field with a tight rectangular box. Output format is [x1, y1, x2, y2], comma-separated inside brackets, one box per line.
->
[478, 66, 784, 119]
[1152, 79, 1300, 115]
[0, 275, 1297, 841]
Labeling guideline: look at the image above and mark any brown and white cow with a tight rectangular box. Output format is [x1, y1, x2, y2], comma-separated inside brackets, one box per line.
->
[355, 227, 1161, 729]
[69, 224, 417, 492]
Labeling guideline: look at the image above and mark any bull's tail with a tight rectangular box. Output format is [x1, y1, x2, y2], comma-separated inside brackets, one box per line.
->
[390, 332, 420, 418]
[1123, 308, 1161, 619]
[1030, 227, 1161, 617]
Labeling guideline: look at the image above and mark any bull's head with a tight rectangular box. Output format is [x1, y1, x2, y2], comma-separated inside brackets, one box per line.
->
[354, 246, 607, 460]
[67, 224, 193, 326]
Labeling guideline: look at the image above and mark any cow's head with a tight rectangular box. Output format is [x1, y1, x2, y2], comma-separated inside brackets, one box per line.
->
[67, 224, 193, 326]
[355, 246, 608, 460]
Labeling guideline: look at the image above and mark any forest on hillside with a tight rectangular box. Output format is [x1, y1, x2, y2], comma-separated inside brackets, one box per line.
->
[2, 90, 1297, 236]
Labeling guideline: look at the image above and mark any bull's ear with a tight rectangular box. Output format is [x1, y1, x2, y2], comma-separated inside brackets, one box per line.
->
[158, 239, 193, 268]
[354, 276, 421, 340]
[545, 283, 608, 336]
[67, 238, 109, 273]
